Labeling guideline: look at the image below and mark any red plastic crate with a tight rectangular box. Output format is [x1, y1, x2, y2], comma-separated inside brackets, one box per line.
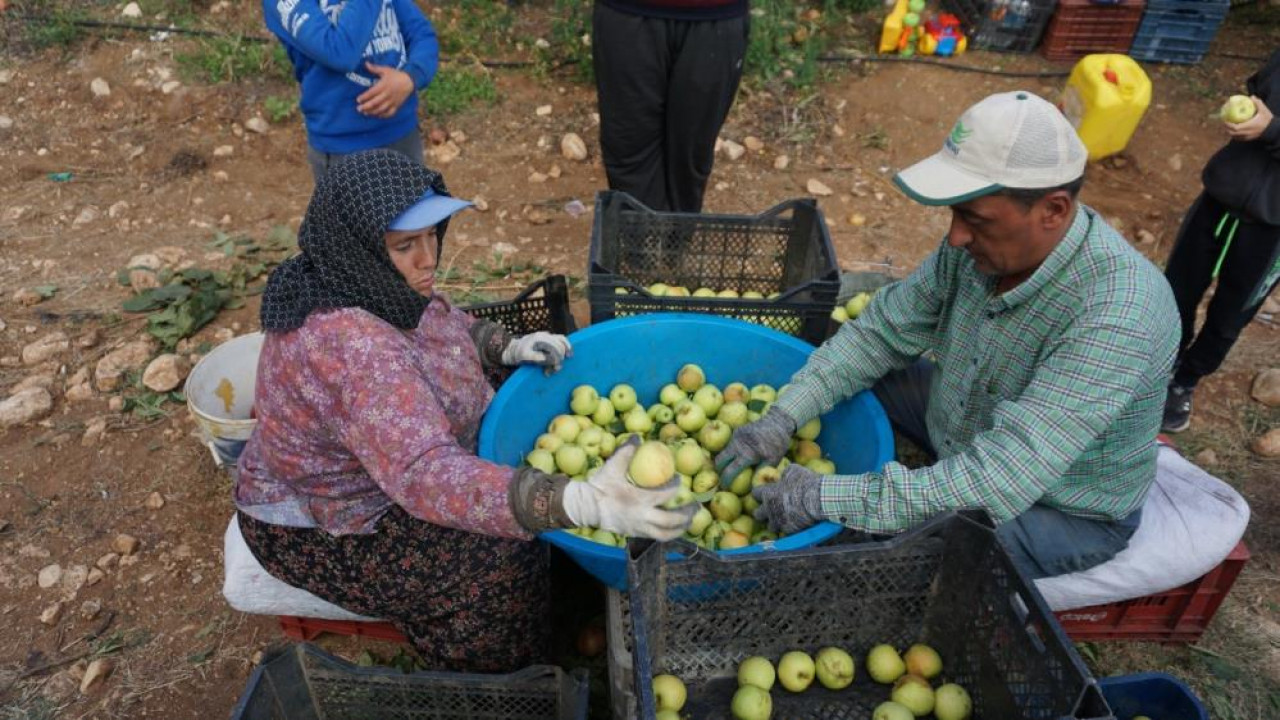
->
[278, 616, 408, 643]
[1055, 540, 1250, 642]
[1041, 0, 1146, 62]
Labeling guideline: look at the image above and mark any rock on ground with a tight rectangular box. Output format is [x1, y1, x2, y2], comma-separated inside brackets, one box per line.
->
[96, 340, 156, 391]
[22, 331, 70, 366]
[142, 353, 190, 392]
[1250, 368, 1280, 407]
[0, 387, 54, 427]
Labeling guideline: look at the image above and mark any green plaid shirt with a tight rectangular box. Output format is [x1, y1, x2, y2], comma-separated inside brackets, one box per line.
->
[775, 206, 1179, 533]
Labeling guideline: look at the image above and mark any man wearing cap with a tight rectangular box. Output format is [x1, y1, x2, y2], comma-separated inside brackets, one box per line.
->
[717, 92, 1180, 579]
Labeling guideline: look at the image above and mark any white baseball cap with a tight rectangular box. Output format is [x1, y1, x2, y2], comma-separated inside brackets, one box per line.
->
[894, 91, 1087, 206]
[388, 188, 473, 231]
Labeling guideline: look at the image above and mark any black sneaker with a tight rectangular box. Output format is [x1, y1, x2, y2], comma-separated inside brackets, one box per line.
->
[1162, 384, 1193, 433]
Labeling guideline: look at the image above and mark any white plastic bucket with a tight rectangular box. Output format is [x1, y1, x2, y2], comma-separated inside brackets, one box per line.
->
[186, 332, 264, 467]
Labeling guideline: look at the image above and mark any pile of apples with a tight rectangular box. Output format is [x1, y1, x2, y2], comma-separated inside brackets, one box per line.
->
[830, 289, 876, 324]
[523, 363, 837, 548]
[652, 643, 973, 720]
[620, 283, 780, 300]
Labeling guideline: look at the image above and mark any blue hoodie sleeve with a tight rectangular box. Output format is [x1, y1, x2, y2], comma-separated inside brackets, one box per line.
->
[394, 0, 439, 91]
[265, 0, 383, 74]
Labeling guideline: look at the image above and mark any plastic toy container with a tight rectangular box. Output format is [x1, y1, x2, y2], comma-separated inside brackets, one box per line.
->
[477, 314, 895, 590]
[462, 274, 577, 336]
[627, 511, 1114, 719]
[943, 0, 1057, 52]
[1059, 54, 1153, 161]
[1129, 0, 1230, 65]
[1041, 0, 1147, 63]
[1098, 672, 1208, 720]
[230, 643, 590, 720]
[587, 191, 840, 345]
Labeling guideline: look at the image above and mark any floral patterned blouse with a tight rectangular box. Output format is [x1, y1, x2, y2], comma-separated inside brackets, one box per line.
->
[234, 298, 530, 540]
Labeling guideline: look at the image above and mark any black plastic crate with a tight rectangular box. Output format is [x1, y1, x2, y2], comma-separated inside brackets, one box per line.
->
[588, 191, 840, 345]
[1129, 0, 1229, 65]
[626, 511, 1114, 720]
[462, 274, 577, 336]
[231, 643, 590, 720]
[943, 0, 1057, 52]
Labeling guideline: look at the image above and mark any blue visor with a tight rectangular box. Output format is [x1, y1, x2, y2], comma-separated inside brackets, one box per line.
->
[388, 188, 473, 231]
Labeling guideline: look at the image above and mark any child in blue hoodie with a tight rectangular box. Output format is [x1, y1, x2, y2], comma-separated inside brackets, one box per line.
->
[265, 0, 439, 181]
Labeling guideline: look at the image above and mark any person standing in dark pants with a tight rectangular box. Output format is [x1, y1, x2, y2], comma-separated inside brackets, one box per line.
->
[592, 0, 749, 213]
[1162, 50, 1280, 433]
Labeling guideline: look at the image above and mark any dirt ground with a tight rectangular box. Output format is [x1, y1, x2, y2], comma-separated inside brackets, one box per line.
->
[1, 2, 1278, 718]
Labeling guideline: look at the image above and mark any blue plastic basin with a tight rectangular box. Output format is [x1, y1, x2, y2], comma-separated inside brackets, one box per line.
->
[1098, 672, 1208, 720]
[478, 314, 895, 590]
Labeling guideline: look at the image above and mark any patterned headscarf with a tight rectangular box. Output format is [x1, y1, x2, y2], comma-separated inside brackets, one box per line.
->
[260, 150, 453, 332]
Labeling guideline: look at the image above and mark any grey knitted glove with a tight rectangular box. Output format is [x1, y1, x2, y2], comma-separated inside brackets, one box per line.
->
[714, 408, 797, 486]
[501, 332, 573, 375]
[752, 463, 825, 536]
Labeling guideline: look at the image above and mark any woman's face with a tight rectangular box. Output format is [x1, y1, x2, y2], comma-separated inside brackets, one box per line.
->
[384, 227, 438, 297]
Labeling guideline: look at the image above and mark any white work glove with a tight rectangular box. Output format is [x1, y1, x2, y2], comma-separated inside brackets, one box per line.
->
[501, 332, 572, 375]
[561, 438, 697, 541]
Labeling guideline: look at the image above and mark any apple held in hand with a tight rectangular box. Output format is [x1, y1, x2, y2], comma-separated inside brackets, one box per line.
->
[731, 684, 773, 720]
[777, 651, 816, 692]
[628, 441, 675, 488]
[795, 417, 821, 441]
[1221, 94, 1257, 124]
[652, 674, 687, 713]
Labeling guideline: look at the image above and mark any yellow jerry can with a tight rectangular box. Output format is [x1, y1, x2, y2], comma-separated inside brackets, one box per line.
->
[1059, 54, 1152, 162]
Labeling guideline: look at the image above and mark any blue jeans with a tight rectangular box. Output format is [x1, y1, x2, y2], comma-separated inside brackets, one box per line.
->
[871, 360, 1142, 580]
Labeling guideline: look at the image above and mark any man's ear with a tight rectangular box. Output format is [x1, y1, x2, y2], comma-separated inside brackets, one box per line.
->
[1038, 191, 1075, 231]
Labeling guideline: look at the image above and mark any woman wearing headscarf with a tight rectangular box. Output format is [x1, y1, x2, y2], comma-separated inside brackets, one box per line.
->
[234, 150, 693, 671]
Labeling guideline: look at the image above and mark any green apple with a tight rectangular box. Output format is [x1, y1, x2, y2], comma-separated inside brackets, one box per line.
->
[555, 445, 588, 476]
[692, 469, 719, 493]
[711, 491, 742, 522]
[667, 285, 690, 297]
[720, 530, 749, 549]
[526, 449, 557, 474]
[723, 382, 750, 404]
[752, 465, 781, 487]
[872, 701, 914, 720]
[598, 432, 617, 459]
[814, 647, 855, 690]
[570, 386, 599, 416]
[697, 420, 732, 452]
[692, 384, 724, 417]
[751, 529, 778, 543]
[831, 306, 848, 323]
[731, 684, 772, 720]
[795, 417, 821, 441]
[1221, 94, 1257, 124]
[730, 515, 755, 536]
[677, 364, 705, 393]
[659, 383, 688, 407]
[574, 415, 593, 431]
[629, 441, 675, 488]
[846, 292, 872, 318]
[535, 433, 564, 453]
[743, 290, 764, 299]
[933, 684, 971, 720]
[665, 486, 695, 510]
[549, 414, 581, 442]
[903, 644, 942, 680]
[648, 283, 670, 297]
[792, 440, 822, 464]
[866, 644, 906, 684]
[804, 458, 836, 475]
[591, 528, 620, 546]
[674, 440, 705, 476]
[717, 289, 740, 298]
[658, 423, 688, 443]
[623, 407, 654, 434]
[648, 403, 675, 424]
[717, 401, 750, 428]
[577, 427, 605, 458]
[692, 287, 717, 297]
[686, 506, 714, 536]
[609, 383, 638, 413]
[776, 651, 815, 692]
[738, 656, 775, 691]
[702, 521, 727, 549]
[727, 466, 753, 495]
[678, 473, 693, 489]
[590, 398, 616, 426]
[652, 674, 687, 712]
[749, 384, 777, 404]
[891, 674, 934, 717]
[741, 494, 760, 515]
[675, 401, 708, 433]
[655, 711, 681, 720]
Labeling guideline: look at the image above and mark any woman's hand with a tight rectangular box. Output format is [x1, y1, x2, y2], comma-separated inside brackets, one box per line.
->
[501, 332, 572, 375]
[357, 63, 415, 119]
[1226, 96, 1274, 142]
[561, 438, 697, 541]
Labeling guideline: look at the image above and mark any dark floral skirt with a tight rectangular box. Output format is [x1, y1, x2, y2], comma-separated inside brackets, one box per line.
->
[238, 506, 551, 672]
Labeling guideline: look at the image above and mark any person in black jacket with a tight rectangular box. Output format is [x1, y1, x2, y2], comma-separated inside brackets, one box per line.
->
[592, 0, 749, 213]
[1162, 50, 1280, 433]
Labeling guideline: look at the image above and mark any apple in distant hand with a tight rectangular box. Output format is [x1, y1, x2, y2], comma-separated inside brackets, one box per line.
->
[652, 674, 687, 712]
[677, 364, 706, 392]
[697, 420, 732, 452]
[892, 674, 935, 716]
[731, 684, 772, 720]
[555, 445, 588, 476]
[1221, 94, 1257, 124]
[609, 383, 638, 413]
[776, 651, 815, 692]
[933, 684, 972, 720]
[814, 647, 856, 690]
[737, 656, 776, 691]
